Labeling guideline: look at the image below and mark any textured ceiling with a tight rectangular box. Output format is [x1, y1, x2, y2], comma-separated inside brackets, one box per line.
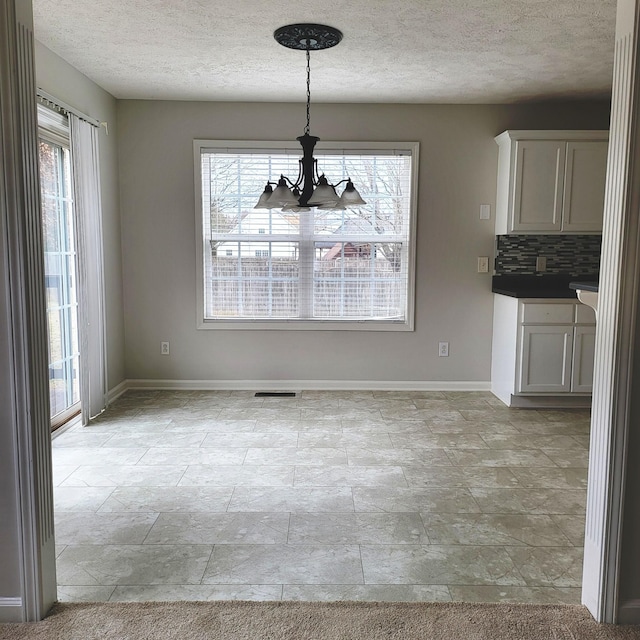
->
[32, 0, 616, 103]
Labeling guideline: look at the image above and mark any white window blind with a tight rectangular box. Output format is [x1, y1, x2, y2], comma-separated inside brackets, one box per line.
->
[196, 141, 418, 330]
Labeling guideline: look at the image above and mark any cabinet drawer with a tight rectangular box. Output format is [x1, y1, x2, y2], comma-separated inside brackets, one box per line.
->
[575, 304, 596, 324]
[521, 303, 575, 324]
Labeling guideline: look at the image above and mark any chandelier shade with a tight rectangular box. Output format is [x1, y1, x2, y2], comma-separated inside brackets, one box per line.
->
[269, 177, 300, 207]
[306, 176, 339, 206]
[253, 184, 274, 209]
[254, 24, 366, 212]
[337, 179, 367, 206]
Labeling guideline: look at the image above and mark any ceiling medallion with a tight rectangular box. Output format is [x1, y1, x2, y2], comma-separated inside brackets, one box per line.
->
[273, 23, 343, 51]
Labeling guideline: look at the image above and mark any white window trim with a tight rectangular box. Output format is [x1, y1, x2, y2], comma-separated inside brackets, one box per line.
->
[193, 139, 419, 331]
[38, 105, 84, 426]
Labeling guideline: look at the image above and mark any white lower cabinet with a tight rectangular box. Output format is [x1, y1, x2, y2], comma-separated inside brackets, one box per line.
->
[571, 325, 597, 392]
[491, 297, 596, 407]
[519, 325, 574, 393]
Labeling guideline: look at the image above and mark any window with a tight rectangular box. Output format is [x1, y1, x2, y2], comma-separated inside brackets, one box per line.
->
[38, 106, 80, 426]
[195, 141, 418, 330]
[38, 93, 108, 426]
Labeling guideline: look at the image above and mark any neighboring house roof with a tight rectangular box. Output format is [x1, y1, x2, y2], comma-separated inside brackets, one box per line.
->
[317, 217, 378, 251]
[222, 210, 299, 236]
[322, 242, 372, 261]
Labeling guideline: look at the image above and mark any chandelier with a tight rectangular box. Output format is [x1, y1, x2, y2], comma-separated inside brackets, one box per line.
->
[254, 23, 366, 212]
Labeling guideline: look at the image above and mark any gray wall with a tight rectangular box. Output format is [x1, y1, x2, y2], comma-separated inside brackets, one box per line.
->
[620, 284, 640, 606]
[35, 42, 125, 391]
[117, 100, 610, 385]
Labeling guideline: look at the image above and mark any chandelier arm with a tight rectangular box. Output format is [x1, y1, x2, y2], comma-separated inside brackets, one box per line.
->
[327, 178, 351, 188]
[292, 159, 304, 190]
[278, 174, 298, 188]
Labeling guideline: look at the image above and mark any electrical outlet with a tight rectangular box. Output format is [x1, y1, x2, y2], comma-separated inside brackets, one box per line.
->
[161, 341, 170, 355]
[477, 257, 489, 273]
[536, 256, 547, 272]
[438, 341, 449, 357]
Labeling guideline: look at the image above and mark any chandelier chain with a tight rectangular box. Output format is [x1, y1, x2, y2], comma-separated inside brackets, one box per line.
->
[305, 47, 311, 135]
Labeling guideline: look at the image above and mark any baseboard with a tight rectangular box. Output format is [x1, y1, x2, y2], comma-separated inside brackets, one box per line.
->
[618, 600, 640, 625]
[107, 379, 129, 403]
[508, 395, 592, 409]
[123, 379, 492, 392]
[0, 598, 23, 623]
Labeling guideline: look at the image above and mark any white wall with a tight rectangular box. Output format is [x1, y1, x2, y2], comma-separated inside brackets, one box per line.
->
[34, 42, 125, 391]
[0, 167, 22, 603]
[117, 100, 610, 386]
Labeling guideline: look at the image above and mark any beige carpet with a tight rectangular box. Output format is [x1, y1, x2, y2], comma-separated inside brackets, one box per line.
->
[1, 602, 640, 640]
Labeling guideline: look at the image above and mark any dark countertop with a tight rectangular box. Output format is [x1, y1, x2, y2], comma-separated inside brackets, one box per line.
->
[492, 274, 599, 299]
[569, 280, 599, 293]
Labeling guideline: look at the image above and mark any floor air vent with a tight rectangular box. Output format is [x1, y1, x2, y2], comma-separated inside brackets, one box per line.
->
[254, 392, 296, 397]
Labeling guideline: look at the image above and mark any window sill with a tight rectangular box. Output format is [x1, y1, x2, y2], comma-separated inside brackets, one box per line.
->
[197, 318, 414, 331]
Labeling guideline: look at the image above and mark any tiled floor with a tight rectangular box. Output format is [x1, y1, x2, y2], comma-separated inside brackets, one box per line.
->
[52, 390, 589, 604]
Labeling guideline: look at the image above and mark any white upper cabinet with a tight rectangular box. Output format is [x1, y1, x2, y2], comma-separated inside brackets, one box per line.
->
[513, 140, 566, 232]
[562, 141, 609, 232]
[495, 130, 609, 234]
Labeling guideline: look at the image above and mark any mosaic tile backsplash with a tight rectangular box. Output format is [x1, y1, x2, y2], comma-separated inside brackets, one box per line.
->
[495, 235, 601, 276]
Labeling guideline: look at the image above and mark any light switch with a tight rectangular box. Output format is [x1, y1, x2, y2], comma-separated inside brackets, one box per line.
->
[480, 204, 491, 220]
[477, 257, 489, 273]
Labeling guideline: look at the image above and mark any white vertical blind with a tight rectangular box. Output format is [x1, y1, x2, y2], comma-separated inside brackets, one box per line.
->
[69, 114, 107, 423]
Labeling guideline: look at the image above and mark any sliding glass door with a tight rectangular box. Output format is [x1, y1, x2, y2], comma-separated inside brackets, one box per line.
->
[39, 137, 80, 427]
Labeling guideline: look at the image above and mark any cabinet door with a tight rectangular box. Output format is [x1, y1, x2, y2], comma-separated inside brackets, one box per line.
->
[571, 325, 596, 392]
[511, 140, 565, 232]
[562, 141, 608, 232]
[518, 325, 573, 393]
